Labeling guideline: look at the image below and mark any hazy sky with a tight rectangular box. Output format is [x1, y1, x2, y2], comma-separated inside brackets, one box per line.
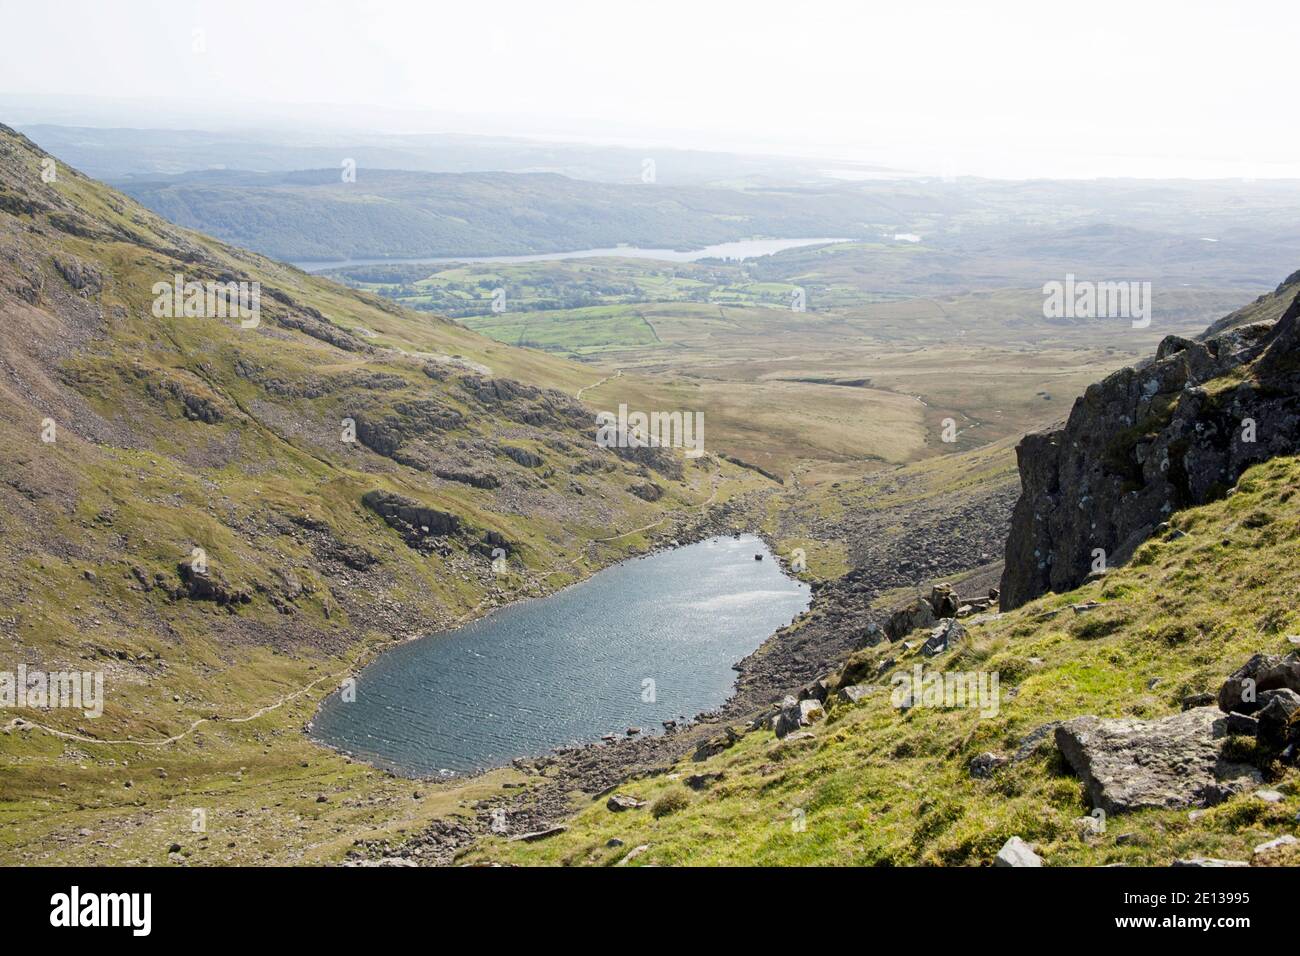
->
[2, 0, 1298, 178]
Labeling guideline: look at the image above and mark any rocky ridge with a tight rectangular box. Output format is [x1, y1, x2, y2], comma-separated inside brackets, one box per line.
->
[1001, 276, 1300, 609]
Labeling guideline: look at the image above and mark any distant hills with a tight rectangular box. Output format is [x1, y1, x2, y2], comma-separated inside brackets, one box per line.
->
[109, 167, 904, 261]
[23, 124, 1300, 283]
[17, 123, 858, 185]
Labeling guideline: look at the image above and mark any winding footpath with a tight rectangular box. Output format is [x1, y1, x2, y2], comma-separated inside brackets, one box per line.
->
[576, 367, 622, 399]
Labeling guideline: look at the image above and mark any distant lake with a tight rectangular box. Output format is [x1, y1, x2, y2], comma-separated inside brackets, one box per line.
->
[310, 535, 809, 777]
[294, 237, 851, 272]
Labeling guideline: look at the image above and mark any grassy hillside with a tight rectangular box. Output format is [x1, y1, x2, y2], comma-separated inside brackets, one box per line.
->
[0, 123, 773, 864]
[476, 453, 1300, 866]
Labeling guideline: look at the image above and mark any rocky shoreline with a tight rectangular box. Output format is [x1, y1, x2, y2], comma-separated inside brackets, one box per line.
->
[352, 479, 1013, 864]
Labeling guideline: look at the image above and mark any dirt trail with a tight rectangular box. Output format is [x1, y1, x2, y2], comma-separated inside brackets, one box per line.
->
[576, 368, 622, 400]
[595, 476, 721, 542]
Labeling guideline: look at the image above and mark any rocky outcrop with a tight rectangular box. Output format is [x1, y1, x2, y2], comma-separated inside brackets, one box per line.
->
[1217, 652, 1300, 759]
[921, 618, 966, 656]
[149, 379, 224, 424]
[276, 312, 372, 353]
[692, 725, 743, 761]
[458, 375, 589, 430]
[352, 401, 465, 460]
[1256, 690, 1300, 750]
[773, 695, 824, 738]
[1001, 286, 1300, 610]
[361, 490, 461, 550]
[929, 583, 960, 618]
[173, 562, 251, 608]
[1054, 708, 1262, 814]
[1217, 652, 1300, 714]
[52, 255, 102, 295]
[281, 511, 377, 571]
[432, 467, 500, 490]
[628, 481, 663, 502]
[884, 596, 934, 641]
[499, 444, 543, 468]
[883, 583, 995, 641]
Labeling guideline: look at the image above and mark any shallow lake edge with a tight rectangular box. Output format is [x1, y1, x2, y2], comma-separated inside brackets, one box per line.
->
[303, 528, 806, 781]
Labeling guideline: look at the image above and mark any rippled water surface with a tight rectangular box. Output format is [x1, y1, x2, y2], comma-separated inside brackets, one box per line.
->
[311, 535, 809, 775]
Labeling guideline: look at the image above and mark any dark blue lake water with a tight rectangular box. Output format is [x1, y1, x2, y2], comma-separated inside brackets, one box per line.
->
[310, 535, 809, 776]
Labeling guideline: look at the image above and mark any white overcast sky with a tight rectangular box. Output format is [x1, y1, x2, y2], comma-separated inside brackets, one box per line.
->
[2, 0, 1298, 178]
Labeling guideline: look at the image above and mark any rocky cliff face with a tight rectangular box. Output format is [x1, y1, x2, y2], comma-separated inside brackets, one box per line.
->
[1000, 277, 1300, 609]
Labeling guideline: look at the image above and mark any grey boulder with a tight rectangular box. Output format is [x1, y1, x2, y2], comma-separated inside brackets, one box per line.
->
[1255, 688, 1300, 749]
[922, 618, 966, 657]
[836, 683, 878, 705]
[606, 793, 646, 812]
[1218, 652, 1300, 714]
[994, 836, 1042, 867]
[1055, 707, 1262, 814]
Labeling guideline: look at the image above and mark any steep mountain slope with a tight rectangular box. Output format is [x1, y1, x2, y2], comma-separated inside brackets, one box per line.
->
[0, 124, 767, 863]
[477, 456, 1300, 869]
[474, 290, 1300, 867]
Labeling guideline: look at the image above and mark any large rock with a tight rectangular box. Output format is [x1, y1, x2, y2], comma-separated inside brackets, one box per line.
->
[994, 836, 1042, 867]
[174, 562, 251, 607]
[798, 678, 833, 703]
[773, 696, 824, 738]
[930, 583, 960, 618]
[772, 696, 802, 738]
[499, 444, 543, 468]
[1255, 688, 1300, 749]
[885, 598, 935, 642]
[1173, 857, 1249, 868]
[606, 793, 646, 812]
[799, 699, 825, 725]
[922, 618, 966, 657]
[1055, 707, 1263, 814]
[628, 481, 663, 502]
[1218, 653, 1300, 714]
[836, 683, 878, 705]
[1000, 285, 1300, 610]
[856, 622, 885, 648]
[509, 825, 567, 842]
[693, 725, 743, 761]
[361, 490, 461, 537]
